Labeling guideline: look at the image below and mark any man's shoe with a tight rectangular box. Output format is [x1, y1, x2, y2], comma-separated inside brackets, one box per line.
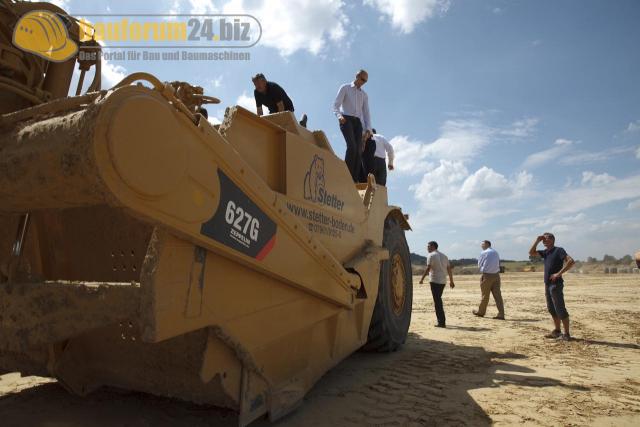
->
[299, 113, 308, 128]
[434, 324, 446, 328]
[493, 315, 505, 320]
[473, 310, 484, 317]
[556, 333, 572, 341]
[544, 329, 561, 339]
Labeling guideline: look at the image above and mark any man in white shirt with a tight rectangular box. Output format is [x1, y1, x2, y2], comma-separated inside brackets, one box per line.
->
[473, 240, 505, 320]
[332, 69, 372, 183]
[363, 128, 394, 186]
[419, 241, 455, 328]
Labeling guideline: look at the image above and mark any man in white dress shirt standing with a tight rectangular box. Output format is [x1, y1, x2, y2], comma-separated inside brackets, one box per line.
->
[332, 69, 372, 182]
[473, 240, 505, 320]
[363, 128, 394, 186]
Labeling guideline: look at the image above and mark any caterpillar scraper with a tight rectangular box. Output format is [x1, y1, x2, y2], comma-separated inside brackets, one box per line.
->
[0, 1, 412, 425]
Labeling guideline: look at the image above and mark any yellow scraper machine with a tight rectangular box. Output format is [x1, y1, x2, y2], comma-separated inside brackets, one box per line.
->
[0, 1, 412, 425]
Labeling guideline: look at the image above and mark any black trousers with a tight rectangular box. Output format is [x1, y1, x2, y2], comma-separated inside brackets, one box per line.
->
[430, 282, 446, 326]
[371, 157, 387, 186]
[340, 115, 363, 182]
[362, 138, 375, 181]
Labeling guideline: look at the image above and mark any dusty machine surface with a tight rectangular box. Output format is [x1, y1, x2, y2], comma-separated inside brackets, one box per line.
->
[0, 1, 412, 425]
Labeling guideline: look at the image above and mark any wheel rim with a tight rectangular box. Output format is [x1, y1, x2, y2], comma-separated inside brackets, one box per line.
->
[391, 253, 406, 315]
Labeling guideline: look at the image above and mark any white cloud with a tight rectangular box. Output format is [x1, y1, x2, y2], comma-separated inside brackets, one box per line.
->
[498, 117, 539, 138]
[492, 7, 502, 14]
[67, 55, 125, 93]
[581, 171, 616, 186]
[211, 75, 223, 89]
[167, 0, 220, 15]
[25, 0, 69, 10]
[235, 91, 255, 110]
[392, 119, 493, 175]
[550, 173, 640, 214]
[390, 115, 537, 175]
[411, 160, 468, 200]
[101, 58, 127, 89]
[514, 212, 587, 229]
[460, 167, 530, 200]
[409, 161, 530, 227]
[503, 213, 640, 260]
[167, 0, 348, 55]
[524, 140, 635, 169]
[207, 116, 221, 125]
[393, 113, 537, 232]
[167, 0, 181, 15]
[636, 146, 640, 159]
[205, 108, 225, 125]
[560, 145, 635, 166]
[221, 0, 349, 56]
[364, 0, 450, 33]
[521, 138, 573, 170]
[391, 136, 435, 174]
[187, 0, 219, 14]
[500, 172, 640, 258]
[626, 119, 640, 133]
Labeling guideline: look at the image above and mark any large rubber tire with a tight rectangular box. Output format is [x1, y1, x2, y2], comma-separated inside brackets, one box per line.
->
[362, 216, 413, 352]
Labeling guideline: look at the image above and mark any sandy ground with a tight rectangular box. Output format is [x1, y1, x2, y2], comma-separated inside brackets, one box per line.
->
[1, 272, 639, 426]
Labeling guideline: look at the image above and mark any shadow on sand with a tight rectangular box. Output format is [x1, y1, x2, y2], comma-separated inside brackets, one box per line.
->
[444, 325, 492, 332]
[573, 338, 640, 350]
[506, 318, 541, 323]
[0, 332, 590, 427]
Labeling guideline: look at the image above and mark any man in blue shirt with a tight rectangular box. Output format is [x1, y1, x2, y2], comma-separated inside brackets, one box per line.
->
[473, 240, 505, 319]
[529, 232, 576, 341]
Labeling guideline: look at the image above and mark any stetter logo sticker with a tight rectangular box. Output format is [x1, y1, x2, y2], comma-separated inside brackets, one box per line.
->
[201, 170, 276, 261]
[303, 155, 344, 211]
[13, 10, 78, 62]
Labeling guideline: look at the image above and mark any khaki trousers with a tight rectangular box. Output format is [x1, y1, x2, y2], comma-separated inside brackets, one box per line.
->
[477, 273, 504, 316]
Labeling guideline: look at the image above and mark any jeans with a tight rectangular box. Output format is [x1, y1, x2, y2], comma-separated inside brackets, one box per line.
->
[545, 281, 569, 319]
[339, 115, 363, 182]
[430, 282, 446, 326]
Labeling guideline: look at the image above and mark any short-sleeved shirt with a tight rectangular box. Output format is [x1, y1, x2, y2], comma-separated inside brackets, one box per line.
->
[254, 81, 294, 114]
[426, 251, 449, 285]
[538, 246, 567, 285]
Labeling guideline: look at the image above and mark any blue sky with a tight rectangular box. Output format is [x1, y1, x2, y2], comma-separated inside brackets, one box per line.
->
[51, 0, 640, 260]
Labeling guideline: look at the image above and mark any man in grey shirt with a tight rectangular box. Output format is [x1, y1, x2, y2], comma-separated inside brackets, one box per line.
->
[419, 241, 455, 327]
[332, 69, 372, 182]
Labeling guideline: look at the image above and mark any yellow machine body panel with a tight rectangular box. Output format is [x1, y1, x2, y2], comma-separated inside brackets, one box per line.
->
[0, 85, 410, 425]
[0, 3, 411, 425]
